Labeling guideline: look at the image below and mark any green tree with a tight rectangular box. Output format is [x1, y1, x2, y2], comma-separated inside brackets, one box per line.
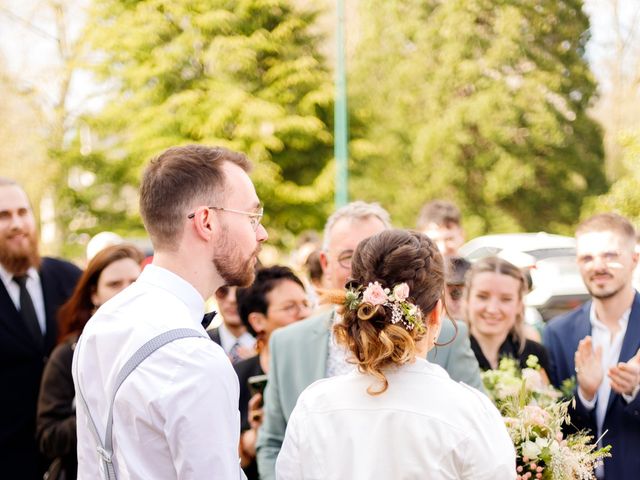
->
[58, 0, 334, 248]
[582, 129, 640, 224]
[350, 0, 606, 236]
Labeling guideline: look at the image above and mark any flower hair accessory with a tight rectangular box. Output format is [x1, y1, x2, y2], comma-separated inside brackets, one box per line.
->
[344, 281, 424, 333]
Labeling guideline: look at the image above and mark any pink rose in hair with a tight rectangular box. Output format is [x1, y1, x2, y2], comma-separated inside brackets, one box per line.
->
[362, 282, 388, 306]
[393, 283, 410, 301]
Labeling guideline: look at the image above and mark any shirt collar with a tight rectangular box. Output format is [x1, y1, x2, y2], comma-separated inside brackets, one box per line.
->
[0, 263, 39, 286]
[589, 302, 631, 331]
[137, 264, 205, 328]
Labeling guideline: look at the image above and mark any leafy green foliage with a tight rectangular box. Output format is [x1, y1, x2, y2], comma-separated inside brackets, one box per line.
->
[582, 129, 640, 224]
[350, 0, 606, 236]
[57, 0, 334, 249]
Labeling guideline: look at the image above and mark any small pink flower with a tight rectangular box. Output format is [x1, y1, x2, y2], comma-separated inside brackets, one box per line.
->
[393, 283, 410, 301]
[363, 282, 388, 306]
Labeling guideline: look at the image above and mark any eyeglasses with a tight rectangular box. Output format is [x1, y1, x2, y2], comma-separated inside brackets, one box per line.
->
[336, 249, 354, 269]
[446, 285, 464, 301]
[188, 206, 264, 231]
[269, 301, 312, 317]
[577, 251, 622, 267]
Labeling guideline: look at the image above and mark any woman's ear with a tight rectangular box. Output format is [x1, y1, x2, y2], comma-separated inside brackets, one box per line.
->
[428, 299, 443, 327]
[248, 312, 267, 334]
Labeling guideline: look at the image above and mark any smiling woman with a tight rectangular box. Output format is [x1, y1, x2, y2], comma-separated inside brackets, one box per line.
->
[465, 256, 551, 377]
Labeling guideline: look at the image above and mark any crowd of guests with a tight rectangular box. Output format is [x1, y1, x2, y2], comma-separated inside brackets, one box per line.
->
[1, 145, 639, 479]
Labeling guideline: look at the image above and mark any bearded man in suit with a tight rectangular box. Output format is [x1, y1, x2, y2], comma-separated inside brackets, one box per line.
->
[0, 178, 81, 479]
[257, 201, 483, 480]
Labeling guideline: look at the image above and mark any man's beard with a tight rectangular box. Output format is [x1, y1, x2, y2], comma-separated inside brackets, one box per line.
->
[587, 283, 625, 301]
[0, 230, 41, 274]
[213, 228, 259, 288]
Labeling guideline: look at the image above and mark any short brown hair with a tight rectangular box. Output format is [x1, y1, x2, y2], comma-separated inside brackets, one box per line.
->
[464, 256, 527, 352]
[329, 229, 444, 395]
[576, 213, 636, 246]
[416, 199, 461, 230]
[139, 145, 251, 250]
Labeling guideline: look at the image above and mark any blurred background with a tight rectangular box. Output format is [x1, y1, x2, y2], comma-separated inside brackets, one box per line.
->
[0, 0, 638, 262]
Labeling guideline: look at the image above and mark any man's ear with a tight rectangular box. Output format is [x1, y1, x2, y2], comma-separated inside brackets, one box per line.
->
[191, 208, 215, 240]
[248, 312, 266, 334]
[319, 251, 329, 274]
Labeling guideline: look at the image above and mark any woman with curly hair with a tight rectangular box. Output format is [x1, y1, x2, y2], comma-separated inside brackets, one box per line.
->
[276, 229, 515, 479]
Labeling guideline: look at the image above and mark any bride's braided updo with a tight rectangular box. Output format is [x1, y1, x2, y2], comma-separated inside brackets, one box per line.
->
[330, 229, 444, 394]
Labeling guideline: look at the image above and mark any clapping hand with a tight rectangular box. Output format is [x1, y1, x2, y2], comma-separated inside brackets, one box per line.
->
[608, 348, 640, 397]
[574, 336, 603, 401]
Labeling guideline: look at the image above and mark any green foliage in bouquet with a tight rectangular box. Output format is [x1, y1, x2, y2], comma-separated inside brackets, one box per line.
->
[482, 356, 610, 480]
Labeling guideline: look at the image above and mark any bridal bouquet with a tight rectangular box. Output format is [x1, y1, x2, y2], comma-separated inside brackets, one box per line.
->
[481, 356, 610, 480]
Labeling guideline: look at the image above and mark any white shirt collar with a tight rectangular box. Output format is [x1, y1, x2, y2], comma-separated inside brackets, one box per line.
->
[217, 322, 255, 352]
[137, 264, 205, 328]
[0, 263, 40, 290]
[588, 302, 631, 331]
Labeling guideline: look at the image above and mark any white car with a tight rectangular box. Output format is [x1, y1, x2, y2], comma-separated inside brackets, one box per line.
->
[459, 233, 589, 321]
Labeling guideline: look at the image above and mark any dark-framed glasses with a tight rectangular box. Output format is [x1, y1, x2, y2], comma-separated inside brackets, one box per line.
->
[188, 206, 264, 231]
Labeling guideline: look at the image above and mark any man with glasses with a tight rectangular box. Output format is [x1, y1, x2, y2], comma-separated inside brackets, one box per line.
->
[544, 213, 640, 479]
[257, 201, 483, 480]
[208, 285, 256, 364]
[73, 145, 267, 479]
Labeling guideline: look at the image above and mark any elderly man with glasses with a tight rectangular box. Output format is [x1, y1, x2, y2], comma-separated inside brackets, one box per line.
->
[256, 201, 483, 480]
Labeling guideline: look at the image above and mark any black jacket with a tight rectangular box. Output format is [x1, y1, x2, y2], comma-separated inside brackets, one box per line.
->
[0, 257, 81, 480]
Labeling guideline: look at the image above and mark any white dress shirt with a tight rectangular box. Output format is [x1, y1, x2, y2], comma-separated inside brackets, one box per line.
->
[0, 264, 46, 333]
[276, 358, 515, 480]
[218, 321, 256, 354]
[73, 265, 244, 479]
[577, 304, 637, 479]
[578, 305, 639, 424]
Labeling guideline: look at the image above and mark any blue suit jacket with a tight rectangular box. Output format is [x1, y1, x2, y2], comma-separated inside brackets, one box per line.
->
[256, 308, 483, 480]
[544, 293, 640, 480]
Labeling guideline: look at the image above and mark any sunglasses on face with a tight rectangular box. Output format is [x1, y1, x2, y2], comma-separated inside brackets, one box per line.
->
[215, 286, 235, 300]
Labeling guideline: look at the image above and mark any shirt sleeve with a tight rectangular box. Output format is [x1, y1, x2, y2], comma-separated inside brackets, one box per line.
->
[577, 387, 597, 410]
[157, 344, 243, 479]
[275, 400, 304, 480]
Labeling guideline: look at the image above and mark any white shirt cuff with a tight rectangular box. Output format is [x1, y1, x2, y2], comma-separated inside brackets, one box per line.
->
[577, 387, 597, 410]
[622, 384, 640, 403]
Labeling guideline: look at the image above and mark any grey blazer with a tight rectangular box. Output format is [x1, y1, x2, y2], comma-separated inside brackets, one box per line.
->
[256, 309, 483, 480]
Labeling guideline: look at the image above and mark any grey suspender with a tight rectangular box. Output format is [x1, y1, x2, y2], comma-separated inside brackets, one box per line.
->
[75, 328, 206, 480]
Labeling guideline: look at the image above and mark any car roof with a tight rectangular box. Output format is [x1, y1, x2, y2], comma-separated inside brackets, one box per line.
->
[459, 233, 576, 261]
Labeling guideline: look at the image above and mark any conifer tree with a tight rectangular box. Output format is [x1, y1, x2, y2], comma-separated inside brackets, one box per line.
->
[350, 0, 606, 235]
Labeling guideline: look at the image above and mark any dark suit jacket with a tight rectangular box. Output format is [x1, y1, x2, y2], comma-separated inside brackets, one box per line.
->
[208, 327, 222, 346]
[0, 257, 81, 480]
[543, 293, 640, 480]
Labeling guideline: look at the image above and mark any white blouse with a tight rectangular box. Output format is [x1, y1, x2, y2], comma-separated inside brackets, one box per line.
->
[276, 357, 515, 480]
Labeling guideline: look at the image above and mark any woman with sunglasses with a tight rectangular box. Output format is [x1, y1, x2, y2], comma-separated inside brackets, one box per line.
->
[208, 285, 257, 364]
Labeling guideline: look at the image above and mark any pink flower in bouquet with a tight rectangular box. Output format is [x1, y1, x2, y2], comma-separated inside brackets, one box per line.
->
[393, 283, 410, 301]
[363, 282, 388, 306]
[522, 405, 550, 426]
